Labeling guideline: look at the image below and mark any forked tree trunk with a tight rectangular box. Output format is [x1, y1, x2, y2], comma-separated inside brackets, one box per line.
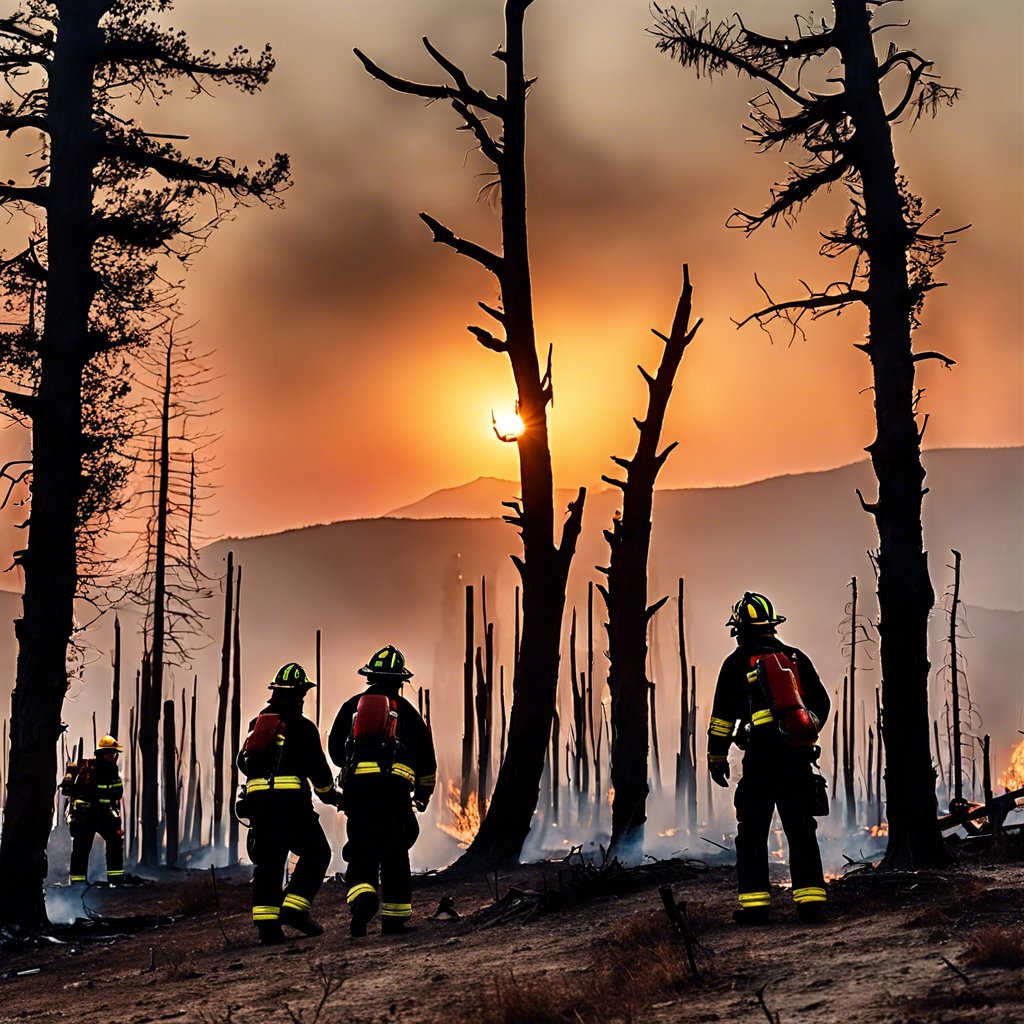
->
[603, 267, 700, 856]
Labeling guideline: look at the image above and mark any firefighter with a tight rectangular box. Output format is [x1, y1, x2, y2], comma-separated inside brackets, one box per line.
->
[328, 645, 436, 938]
[64, 735, 125, 885]
[708, 593, 831, 924]
[237, 662, 342, 946]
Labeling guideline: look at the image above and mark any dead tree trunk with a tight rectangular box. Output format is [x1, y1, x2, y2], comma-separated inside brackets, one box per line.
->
[654, 0, 953, 870]
[844, 579, 858, 828]
[675, 578, 690, 819]
[948, 549, 964, 807]
[228, 566, 242, 866]
[162, 700, 178, 867]
[213, 551, 234, 853]
[601, 266, 701, 855]
[110, 614, 121, 740]
[315, 628, 322, 730]
[569, 608, 588, 823]
[461, 584, 475, 810]
[182, 676, 198, 852]
[688, 666, 697, 829]
[357, 0, 586, 868]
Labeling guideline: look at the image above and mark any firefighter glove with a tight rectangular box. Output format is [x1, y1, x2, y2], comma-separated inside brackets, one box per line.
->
[709, 756, 730, 788]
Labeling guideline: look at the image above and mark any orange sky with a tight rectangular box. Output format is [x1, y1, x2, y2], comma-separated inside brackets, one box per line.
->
[1, 0, 1022, 543]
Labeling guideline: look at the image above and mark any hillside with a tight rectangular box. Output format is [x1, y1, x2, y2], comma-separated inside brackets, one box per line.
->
[1, 447, 1021, 845]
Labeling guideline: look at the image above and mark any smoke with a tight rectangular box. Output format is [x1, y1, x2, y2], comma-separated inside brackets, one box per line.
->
[44, 886, 92, 926]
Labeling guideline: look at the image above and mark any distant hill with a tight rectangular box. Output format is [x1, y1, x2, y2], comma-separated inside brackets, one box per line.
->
[1, 447, 1021, 791]
[384, 476, 583, 520]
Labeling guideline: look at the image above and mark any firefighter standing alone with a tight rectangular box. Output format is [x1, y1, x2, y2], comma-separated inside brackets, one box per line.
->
[237, 662, 343, 945]
[329, 645, 436, 938]
[708, 593, 831, 923]
[63, 735, 125, 885]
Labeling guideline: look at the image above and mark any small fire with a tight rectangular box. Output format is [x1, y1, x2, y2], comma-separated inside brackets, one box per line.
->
[1000, 738, 1024, 791]
[438, 783, 483, 848]
[658, 827, 679, 838]
[607, 786, 615, 807]
[870, 822, 889, 837]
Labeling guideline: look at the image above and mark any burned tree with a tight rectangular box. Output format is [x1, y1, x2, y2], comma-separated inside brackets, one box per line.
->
[124, 331, 214, 866]
[356, 0, 586, 867]
[599, 266, 701, 856]
[655, 1, 961, 867]
[0, 0, 287, 922]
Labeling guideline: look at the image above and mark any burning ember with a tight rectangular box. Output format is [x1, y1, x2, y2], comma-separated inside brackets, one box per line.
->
[1000, 738, 1024, 791]
[658, 827, 679, 838]
[438, 783, 483, 848]
[870, 822, 889, 837]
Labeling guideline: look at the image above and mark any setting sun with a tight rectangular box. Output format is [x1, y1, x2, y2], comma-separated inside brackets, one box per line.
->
[493, 410, 526, 441]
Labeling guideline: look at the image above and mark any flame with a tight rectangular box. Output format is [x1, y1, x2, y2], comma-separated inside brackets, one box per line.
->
[658, 827, 679, 838]
[437, 783, 483, 848]
[870, 822, 889, 837]
[607, 786, 615, 807]
[1000, 738, 1024, 791]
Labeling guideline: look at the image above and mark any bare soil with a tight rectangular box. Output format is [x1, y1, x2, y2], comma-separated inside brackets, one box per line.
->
[2, 841, 1022, 1024]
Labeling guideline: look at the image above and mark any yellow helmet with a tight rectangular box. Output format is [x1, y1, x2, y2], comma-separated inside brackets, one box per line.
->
[96, 735, 124, 753]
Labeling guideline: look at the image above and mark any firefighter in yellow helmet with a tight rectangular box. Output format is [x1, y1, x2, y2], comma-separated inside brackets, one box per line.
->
[329, 645, 437, 937]
[708, 593, 831, 924]
[62, 735, 125, 885]
[237, 663, 343, 945]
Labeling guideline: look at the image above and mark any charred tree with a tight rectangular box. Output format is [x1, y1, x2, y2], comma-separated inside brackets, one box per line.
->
[181, 676, 198, 853]
[656, 1, 959, 867]
[947, 548, 964, 807]
[162, 699, 178, 866]
[461, 584, 475, 810]
[600, 266, 701, 855]
[356, 0, 586, 868]
[228, 566, 242, 866]
[0, 0, 288, 923]
[212, 551, 234, 853]
[110, 614, 121, 740]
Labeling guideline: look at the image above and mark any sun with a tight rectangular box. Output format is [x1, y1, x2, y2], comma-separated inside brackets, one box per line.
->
[492, 410, 525, 442]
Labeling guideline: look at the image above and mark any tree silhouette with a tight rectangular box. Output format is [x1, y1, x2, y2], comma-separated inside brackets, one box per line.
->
[654, 0, 961, 867]
[355, 0, 586, 867]
[0, 0, 288, 925]
[599, 266, 701, 857]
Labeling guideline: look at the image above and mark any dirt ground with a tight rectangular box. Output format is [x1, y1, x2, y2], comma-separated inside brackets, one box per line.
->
[2, 839, 1022, 1024]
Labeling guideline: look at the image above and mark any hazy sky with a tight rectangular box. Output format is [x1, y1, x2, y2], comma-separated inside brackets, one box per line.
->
[2, 0, 1022, 542]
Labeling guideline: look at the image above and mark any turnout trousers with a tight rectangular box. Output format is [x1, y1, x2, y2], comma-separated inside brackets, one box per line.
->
[69, 811, 124, 883]
[734, 742, 826, 910]
[343, 778, 419, 925]
[246, 795, 332, 926]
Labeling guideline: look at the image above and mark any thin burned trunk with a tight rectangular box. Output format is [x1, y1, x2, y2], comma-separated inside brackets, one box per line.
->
[213, 551, 234, 853]
[110, 614, 121, 740]
[948, 549, 963, 807]
[602, 267, 700, 856]
[676, 577, 690, 819]
[461, 584, 475, 810]
[228, 566, 242, 866]
[163, 700, 178, 867]
[844, 579, 858, 828]
[315, 628, 322, 731]
[182, 676, 198, 852]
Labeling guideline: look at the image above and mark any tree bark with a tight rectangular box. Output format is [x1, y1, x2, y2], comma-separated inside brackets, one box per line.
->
[162, 700, 178, 867]
[228, 566, 242, 865]
[213, 551, 234, 853]
[835, 0, 945, 867]
[603, 267, 700, 856]
[0, 0, 101, 927]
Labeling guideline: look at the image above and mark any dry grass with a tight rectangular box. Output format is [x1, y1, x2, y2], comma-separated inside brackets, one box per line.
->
[960, 927, 1024, 968]
[481, 910, 697, 1024]
[177, 871, 217, 917]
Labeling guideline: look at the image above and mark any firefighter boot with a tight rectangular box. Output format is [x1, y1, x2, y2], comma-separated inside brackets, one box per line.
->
[280, 894, 324, 937]
[381, 916, 415, 936]
[732, 907, 771, 925]
[349, 890, 379, 939]
[796, 902, 825, 924]
[257, 921, 285, 946]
